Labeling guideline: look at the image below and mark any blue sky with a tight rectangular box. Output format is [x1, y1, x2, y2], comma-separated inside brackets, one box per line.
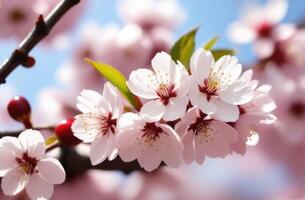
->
[1, 0, 305, 103]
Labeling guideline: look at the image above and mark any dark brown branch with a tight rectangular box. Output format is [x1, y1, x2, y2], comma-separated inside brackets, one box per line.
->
[0, 126, 55, 137]
[0, 0, 81, 84]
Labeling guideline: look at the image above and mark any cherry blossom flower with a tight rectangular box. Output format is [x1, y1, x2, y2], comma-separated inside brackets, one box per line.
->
[189, 49, 254, 122]
[0, 129, 65, 200]
[118, 0, 185, 31]
[116, 110, 183, 172]
[127, 51, 190, 121]
[230, 70, 276, 155]
[228, 0, 295, 58]
[0, 0, 37, 39]
[175, 107, 238, 164]
[72, 82, 123, 165]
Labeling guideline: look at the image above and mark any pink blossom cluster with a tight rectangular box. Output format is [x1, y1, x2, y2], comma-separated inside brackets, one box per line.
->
[36, 0, 185, 125]
[71, 49, 276, 172]
[229, 0, 305, 196]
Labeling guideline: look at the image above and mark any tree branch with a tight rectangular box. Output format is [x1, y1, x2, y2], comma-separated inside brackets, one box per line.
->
[0, 0, 81, 84]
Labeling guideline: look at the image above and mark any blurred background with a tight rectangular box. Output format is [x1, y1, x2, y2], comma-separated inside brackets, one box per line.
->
[1, 0, 305, 199]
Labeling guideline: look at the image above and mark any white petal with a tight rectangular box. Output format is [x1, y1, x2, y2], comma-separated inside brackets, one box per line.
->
[0, 136, 23, 157]
[108, 149, 118, 161]
[190, 49, 214, 85]
[72, 114, 101, 143]
[151, 51, 177, 84]
[140, 100, 166, 122]
[117, 112, 144, 130]
[37, 158, 65, 184]
[0, 146, 17, 173]
[227, 21, 255, 44]
[117, 129, 142, 162]
[89, 135, 115, 165]
[211, 99, 240, 122]
[127, 69, 158, 99]
[77, 90, 110, 114]
[18, 130, 45, 158]
[219, 82, 254, 105]
[214, 55, 242, 86]
[159, 126, 183, 168]
[26, 173, 54, 200]
[182, 132, 195, 164]
[138, 145, 162, 172]
[1, 167, 27, 196]
[103, 82, 124, 118]
[163, 97, 188, 121]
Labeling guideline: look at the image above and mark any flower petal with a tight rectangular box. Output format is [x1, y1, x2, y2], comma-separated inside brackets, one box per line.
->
[163, 97, 188, 121]
[140, 100, 166, 122]
[89, 135, 115, 165]
[26, 173, 54, 200]
[77, 90, 110, 114]
[138, 145, 162, 172]
[181, 132, 195, 164]
[103, 82, 123, 118]
[190, 49, 214, 85]
[127, 69, 158, 99]
[0, 146, 17, 174]
[72, 114, 101, 143]
[1, 167, 27, 196]
[211, 99, 240, 122]
[37, 158, 65, 184]
[18, 130, 45, 158]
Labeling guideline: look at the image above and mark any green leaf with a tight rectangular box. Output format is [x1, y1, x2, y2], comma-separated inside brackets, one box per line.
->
[204, 36, 219, 50]
[85, 59, 141, 110]
[170, 27, 198, 69]
[211, 49, 236, 61]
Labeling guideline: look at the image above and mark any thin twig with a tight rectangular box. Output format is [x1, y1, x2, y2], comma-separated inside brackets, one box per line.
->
[0, 0, 81, 84]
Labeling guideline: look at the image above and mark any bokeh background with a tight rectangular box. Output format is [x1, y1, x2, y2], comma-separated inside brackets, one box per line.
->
[1, 0, 305, 199]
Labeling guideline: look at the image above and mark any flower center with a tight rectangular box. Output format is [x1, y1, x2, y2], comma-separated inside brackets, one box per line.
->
[100, 113, 117, 136]
[141, 122, 164, 143]
[289, 101, 305, 118]
[199, 78, 220, 101]
[256, 22, 273, 38]
[9, 8, 27, 23]
[16, 153, 37, 175]
[156, 84, 176, 105]
[188, 113, 215, 143]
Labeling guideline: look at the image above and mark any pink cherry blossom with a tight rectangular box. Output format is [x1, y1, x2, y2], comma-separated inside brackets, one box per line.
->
[117, 0, 186, 31]
[189, 49, 254, 122]
[72, 83, 123, 165]
[127, 51, 190, 121]
[228, 0, 295, 58]
[0, 0, 37, 39]
[175, 107, 238, 164]
[231, 79, 276, 155]
[116, 111, 183, 172]
[0, 130, 65, 200]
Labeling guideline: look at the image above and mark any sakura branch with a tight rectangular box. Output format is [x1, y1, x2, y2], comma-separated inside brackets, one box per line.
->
[0, 0, 81, 84]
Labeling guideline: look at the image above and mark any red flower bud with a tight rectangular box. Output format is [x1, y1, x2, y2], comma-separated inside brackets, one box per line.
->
[55, 118, 81, 146]
[7, 96, 32, 128]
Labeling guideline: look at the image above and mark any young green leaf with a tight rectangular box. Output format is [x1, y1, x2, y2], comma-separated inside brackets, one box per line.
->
[204, 36, 219, 50]
[170, 27, 198, 69]
[85, 59, 142, 110]
[211, 49, 236, 61]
